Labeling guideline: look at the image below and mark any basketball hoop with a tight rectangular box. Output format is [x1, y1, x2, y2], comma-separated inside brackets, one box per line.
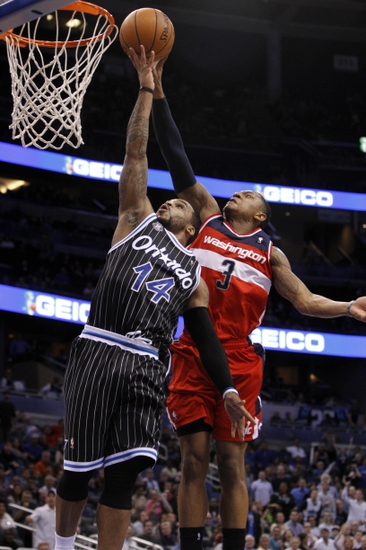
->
[0, 1, 118, 150]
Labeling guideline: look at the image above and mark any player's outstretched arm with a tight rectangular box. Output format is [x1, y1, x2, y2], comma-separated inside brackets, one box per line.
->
[152, 58, 219, 222]
[112, 46, 155, 246]
[183, 279, 255, 440]
[271, 247, 366, 321]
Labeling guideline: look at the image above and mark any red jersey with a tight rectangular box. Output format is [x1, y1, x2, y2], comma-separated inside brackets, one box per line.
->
[184, 213, 273, 342]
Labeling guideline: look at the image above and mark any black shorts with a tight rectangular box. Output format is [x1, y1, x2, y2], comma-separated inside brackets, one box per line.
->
[63, 333, 166, 472]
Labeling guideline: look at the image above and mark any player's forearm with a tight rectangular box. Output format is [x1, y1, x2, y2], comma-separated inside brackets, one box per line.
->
[152, 97, 196, 193]
[125, 89, 152, 160]
[183, 307, 236, 396]
[295, 294, 352, 319]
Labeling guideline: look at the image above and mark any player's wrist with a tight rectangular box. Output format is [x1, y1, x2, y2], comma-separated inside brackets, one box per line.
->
[153, 89, 165, 100]
[222, 387, 239, 400]
[139, 85, 154, 95]
[346, 300, 355, 317]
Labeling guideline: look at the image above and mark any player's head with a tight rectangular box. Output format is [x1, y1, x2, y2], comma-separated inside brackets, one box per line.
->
[156, 198, 200, 245]
[223, 190, 271, 228]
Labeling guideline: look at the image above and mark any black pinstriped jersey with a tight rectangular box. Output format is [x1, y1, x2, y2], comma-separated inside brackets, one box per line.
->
[87, 214, 201, 354]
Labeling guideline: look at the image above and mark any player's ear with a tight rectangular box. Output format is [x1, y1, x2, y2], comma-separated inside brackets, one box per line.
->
[254, 211, 267, 223]
[186, 223, 195, 239]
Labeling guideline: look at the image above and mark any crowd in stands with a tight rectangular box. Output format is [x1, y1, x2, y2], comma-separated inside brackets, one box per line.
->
[0, 392, 365, 549]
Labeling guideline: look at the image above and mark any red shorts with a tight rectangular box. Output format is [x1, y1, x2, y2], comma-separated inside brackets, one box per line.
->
[166, 335, 264, 442]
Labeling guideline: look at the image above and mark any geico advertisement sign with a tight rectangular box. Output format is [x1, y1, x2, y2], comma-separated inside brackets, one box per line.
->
[67, 158, 122, 181]
[262, 186, 333, 207]
[251, 328, 325, 352]
[28, 294, 90, 324]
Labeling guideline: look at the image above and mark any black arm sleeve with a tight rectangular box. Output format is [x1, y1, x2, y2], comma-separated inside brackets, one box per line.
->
[152, 97, 197, 193]
[183, 307, 236, 396]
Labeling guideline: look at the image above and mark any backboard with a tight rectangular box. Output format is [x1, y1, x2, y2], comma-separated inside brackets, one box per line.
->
[0, 0, 70, 33]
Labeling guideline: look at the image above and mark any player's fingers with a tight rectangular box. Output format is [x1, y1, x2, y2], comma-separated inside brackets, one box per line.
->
[244, 409, 256, 424]
[231, 421, 237, 439]
[237, 417, 245, 441]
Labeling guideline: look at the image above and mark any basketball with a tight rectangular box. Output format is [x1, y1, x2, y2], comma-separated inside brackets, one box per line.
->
[120, 7, 175, 61]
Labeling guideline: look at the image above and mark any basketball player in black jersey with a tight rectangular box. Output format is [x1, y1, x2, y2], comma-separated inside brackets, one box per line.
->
[54, 47, 254, 550]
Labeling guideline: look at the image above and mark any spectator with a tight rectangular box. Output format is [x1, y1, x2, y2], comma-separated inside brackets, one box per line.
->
[270, 525, 284, 550]
[286, 440, 307, 462]
[0, 498, 16, 530]
[160, 459, 178, 482]
[335, 499, 348, 526]
[285, 510, 305, 536]
[23, 434, 44, 463]
[291, 478, 310, 510]
[132, 509, 148, 536]
[145, 488, 172, 521]
[284, 529, 296, 548]
[303, 521, 319, 548]
[122, 524, 135, 550]
[246, 534, 257, 550]
[142, 468, 161, 496]
[247, 501, 263, 544]
[270, 481, 297, 520]
[308, 515, 321, 538]
[33, 451, 55, 478]
[319, 480, 337, 520]
[315, 529, 337, 550]
[273, 511, 288, 536]
[334, 532, 354, 550]
[11, 488, 35, 547]
[341, 487, 366, 531]
[139, 519, 161, 546]
[0, 440, 20, 475]
[159, 520, 177, 549]
[26, 489, 56, 549]
[289, 536, 302, 550]
[272, 465, 292, 493]
[258, 534, 271, 550]
[318, 511, 338, 534]
[252, 471, 274, 506]
[131, 482, 147, 515]
[331, 527, 341, 540]
[0, 527, 23, 549]
[303, 489, 322, 522]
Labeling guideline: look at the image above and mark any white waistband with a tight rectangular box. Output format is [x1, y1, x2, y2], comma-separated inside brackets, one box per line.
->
[80, 325, 159, 359]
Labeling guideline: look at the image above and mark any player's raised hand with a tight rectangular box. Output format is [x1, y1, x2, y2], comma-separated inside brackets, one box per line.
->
[128, 45, 156, 88]
[152, 55, 169, 99]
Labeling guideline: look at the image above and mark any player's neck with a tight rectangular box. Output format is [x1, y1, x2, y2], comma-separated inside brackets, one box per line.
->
[225, 216, 257, 235]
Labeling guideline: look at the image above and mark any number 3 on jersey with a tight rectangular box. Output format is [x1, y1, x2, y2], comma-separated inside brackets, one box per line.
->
[132, 262, 175, 303]
[216, 259, 235, 290]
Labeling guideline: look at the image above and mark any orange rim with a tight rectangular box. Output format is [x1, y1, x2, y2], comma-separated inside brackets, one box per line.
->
[0, 0, 115, 48]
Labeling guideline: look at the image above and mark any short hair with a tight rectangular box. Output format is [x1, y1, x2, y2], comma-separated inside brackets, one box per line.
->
[258, 195, 271, 228]
[187, 209, 201, 245]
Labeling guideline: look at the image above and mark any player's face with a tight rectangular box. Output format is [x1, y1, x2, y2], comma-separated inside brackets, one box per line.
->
[156, 198, 194, 233]
[223, 190, 265, 221]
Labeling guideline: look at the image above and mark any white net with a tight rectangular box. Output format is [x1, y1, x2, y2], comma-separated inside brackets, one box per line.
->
[4, 2, 118, 150]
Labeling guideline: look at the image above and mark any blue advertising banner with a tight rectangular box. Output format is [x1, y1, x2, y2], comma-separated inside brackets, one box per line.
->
[1, 284, 365, 358]
[1, 141, 366, 210]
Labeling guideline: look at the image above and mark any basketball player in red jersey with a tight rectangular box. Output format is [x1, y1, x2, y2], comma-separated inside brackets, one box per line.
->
[152, 59, 366, 550]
